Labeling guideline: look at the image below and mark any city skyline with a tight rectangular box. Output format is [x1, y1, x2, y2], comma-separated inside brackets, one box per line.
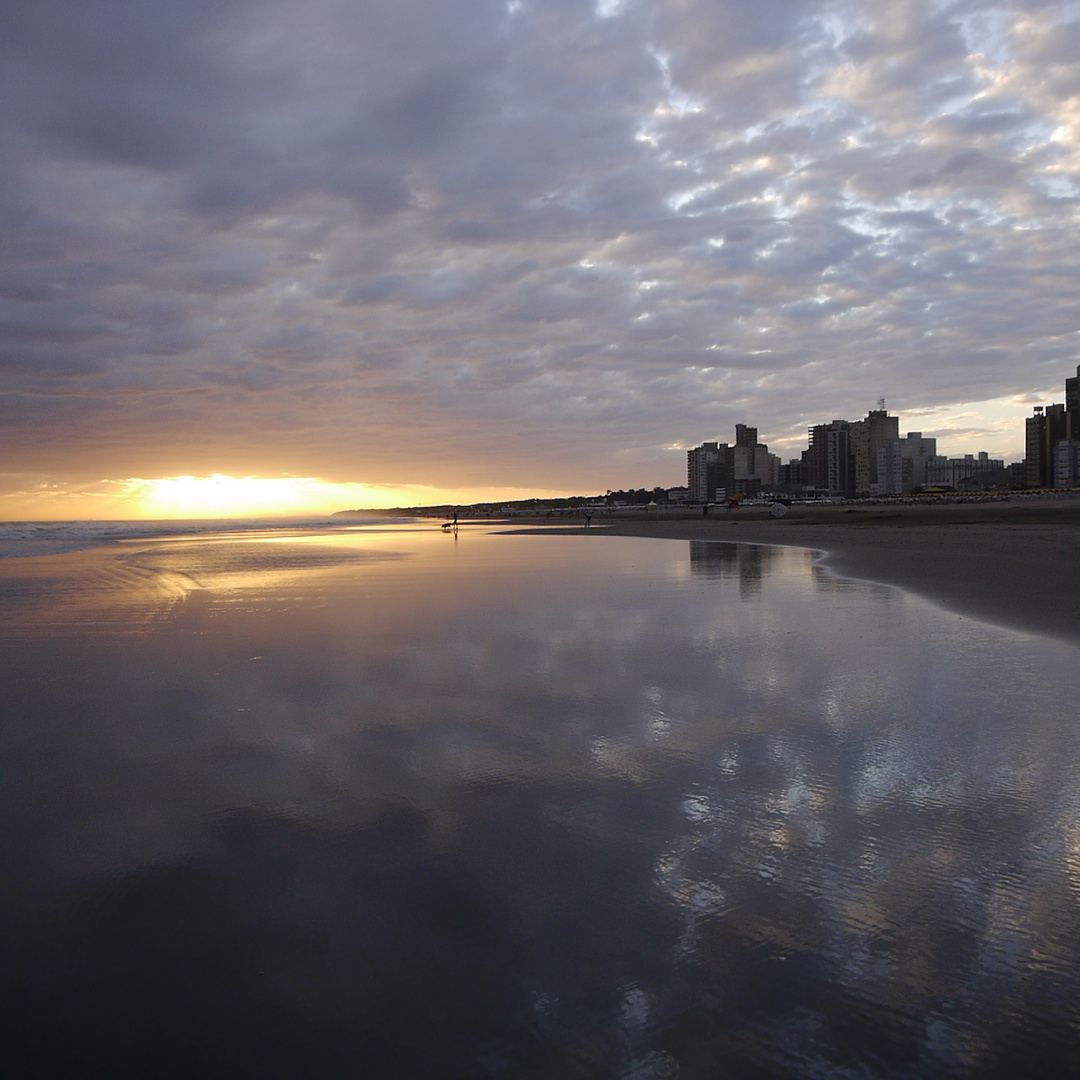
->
[689, 361, 1079, 498]
[2, 1, 1079, 519]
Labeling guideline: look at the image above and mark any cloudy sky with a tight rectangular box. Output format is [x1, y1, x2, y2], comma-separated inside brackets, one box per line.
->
[2, 0, 1078, 516]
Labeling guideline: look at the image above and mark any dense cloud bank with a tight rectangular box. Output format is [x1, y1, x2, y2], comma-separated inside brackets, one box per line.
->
[1, 0, 1078, 491]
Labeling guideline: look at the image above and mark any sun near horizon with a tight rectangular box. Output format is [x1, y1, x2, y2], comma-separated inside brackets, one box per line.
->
[0, 474, 581, 522]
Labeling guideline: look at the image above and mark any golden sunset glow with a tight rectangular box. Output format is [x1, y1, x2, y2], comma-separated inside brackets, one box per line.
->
[132, 475, 347, 518]
[128, 476, 574, 518]
[0, 474, 575, 521]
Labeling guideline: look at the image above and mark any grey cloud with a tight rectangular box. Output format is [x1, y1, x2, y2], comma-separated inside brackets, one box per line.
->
[0, 300, 111, 342]
[1, 0, 1079, 491]
[0, 349, 106, 379]
[327, 170, 413, 216]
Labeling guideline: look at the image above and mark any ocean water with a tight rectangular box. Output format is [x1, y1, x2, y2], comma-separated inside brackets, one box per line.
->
[1, 522, 1079, 1078]
[0, 515, 401, 559]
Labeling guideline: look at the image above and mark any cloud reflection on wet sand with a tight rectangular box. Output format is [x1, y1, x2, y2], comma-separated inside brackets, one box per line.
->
[1, 527, 1079, 1076]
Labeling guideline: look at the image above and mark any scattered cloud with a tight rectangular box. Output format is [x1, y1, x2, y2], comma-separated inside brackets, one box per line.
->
[2, 0, 1079, 512]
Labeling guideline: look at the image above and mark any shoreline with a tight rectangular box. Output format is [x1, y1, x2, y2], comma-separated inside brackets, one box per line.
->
[1, 501, 1076, 647]
[501, 498, 1080, 647]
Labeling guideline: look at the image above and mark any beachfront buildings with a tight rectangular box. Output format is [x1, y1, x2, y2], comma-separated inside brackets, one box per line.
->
[800, 422, 833, 493]
[687, 425, 780, 501]
[687, 442, 722, 503]
[1023, 366, 1080, 487]
[853, 408, 899, 495]
[1025, 405, 1068, 487]
[1054, 440, 1080, 487]
[693, 407, 914, 499]
[730, 425, 781, 495]
[688, 366, 1080, 500]
[925, 452, 1005, 489]
[802, 420, 853, 495]
[877, 433, 937, 495]
[801, 408, 899, 497]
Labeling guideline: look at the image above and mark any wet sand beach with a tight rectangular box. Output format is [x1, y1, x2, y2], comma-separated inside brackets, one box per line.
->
[4, 521, 1080, 1074]
[505, 496, 1080, 647]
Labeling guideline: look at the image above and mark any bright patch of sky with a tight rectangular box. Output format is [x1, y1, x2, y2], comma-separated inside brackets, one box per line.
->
[953, 3, 1018, 66]
[595, 0, 626, 18]
[649, 48, 705, 117]
[668, 183, 719, 212]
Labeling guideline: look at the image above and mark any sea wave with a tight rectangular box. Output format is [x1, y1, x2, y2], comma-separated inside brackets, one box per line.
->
[0, 515, 418, 559]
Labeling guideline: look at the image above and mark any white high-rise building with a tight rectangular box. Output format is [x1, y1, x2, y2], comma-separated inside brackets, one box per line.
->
[687, 442, 722, 502]
[877, 433, 937, 494]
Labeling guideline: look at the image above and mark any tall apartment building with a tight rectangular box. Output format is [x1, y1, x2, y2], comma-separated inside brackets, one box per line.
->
[1054, 439, 1080, 488]
[802, 425, 830, 490]
[826, 424, 853, 496]
[734, 424, 757, 448]
[1022, 366, 1080, 487]
[878, 433, 937, 494]
[780, 459, 804, 489]
[803, 420, 854, 495]
[851, 408, 899, 496]
[1025, 404, 1069, 487]
[687, 442, 723, 503]
[1025, 409, 1046, 486]
[688, 425, 780, 500]
[730, 442, 780, 495]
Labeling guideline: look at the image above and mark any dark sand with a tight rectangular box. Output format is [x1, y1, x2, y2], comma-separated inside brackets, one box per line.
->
[505, 497, 1080, 647]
